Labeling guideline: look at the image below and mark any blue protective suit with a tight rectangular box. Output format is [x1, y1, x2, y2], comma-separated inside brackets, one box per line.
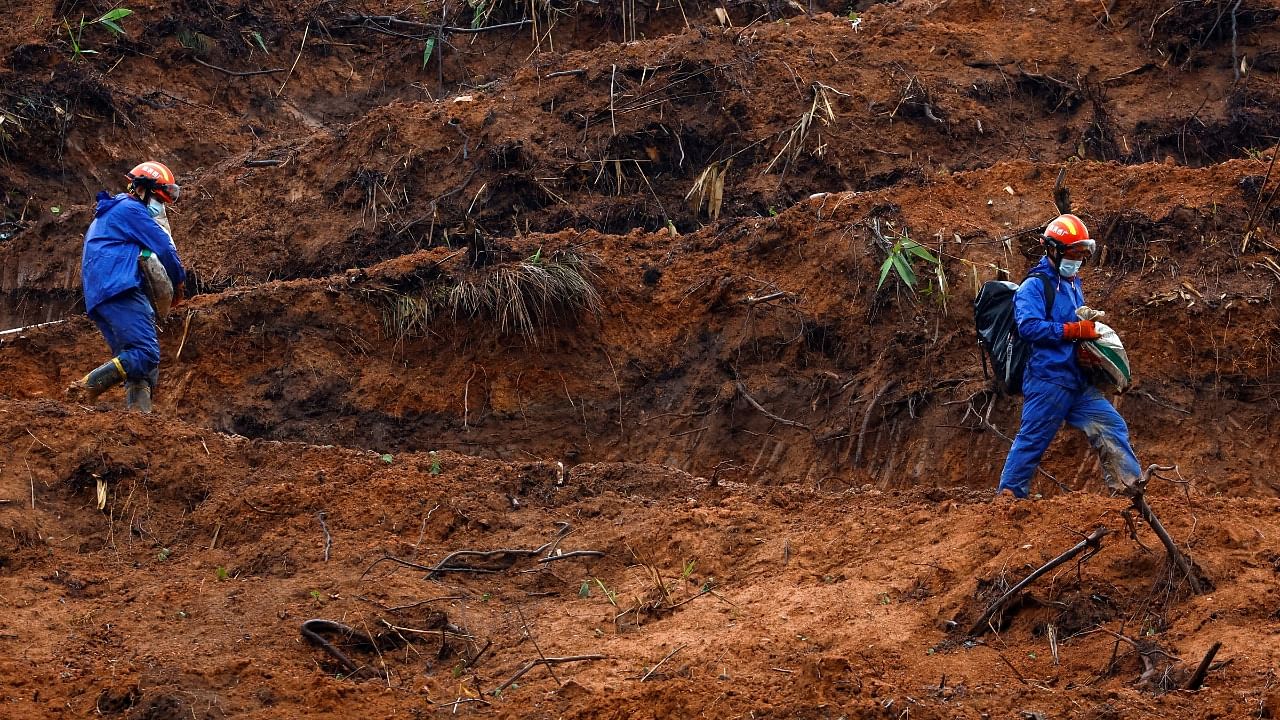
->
[80, 192, 186, 382]
[997, 257, 1142, 497]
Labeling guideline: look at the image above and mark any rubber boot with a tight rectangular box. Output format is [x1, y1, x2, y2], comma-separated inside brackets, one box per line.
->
[66, 358, 126, 403]
[125, 381, 153, 413]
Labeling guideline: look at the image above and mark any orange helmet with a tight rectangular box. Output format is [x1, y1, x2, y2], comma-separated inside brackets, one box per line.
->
[125, 161, 181, 204]
[1042, 213, 1096, 260]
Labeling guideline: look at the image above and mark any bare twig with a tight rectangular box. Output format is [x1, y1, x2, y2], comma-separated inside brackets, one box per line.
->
[191, 56, 285, 77]
[640, 644, 687, 681]
[276, 23, 310, 97]
[491, 655, 606, 695]
[545, 68, 586, 78]
[517, 607, 561, 686]
[317, 511, 332, 562]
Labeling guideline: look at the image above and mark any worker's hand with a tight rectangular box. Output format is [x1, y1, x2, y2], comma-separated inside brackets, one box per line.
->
[1062, 320, 1100, 341]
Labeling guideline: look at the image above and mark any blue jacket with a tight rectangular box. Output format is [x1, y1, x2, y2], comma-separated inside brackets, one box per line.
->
[1015, 256, 1087, 389]
[82, 192, 186, 314]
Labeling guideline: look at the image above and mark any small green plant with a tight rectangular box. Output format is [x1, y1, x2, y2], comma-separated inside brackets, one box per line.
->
[250, 31, 268, 53]
[156, 547, 171, 562]
[429, 450, 441, 475]
[380, 453, 394, 464]
[63, 9, 134, 60]
[681, 559, 696, 581]
[215, 566, 229, 581]
[579, 580, 591, 597]
[877, 233, 941, 291]
[593, 578, 619, 608]
[878, 593, 891, 605]
[309, 589, 323, 604]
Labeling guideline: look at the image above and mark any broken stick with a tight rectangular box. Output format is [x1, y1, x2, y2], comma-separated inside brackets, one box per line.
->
[491, 655, 606, 696]
[1184, 641, 1222, 690]
[968, 526, 1109, 637]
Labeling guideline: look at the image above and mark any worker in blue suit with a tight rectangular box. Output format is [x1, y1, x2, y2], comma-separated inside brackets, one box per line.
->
[67, 161, 186, 413]
[997, 213, 1143, 498]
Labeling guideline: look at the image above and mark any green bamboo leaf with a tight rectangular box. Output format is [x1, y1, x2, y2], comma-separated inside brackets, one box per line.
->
[877, 256, 894, 289]
[422, 37, 436, 69]
[891, 253, 917, 288]
[99, 18, 125, 34]
[906, 243, 938, 263]
[98, 8, 134, 22]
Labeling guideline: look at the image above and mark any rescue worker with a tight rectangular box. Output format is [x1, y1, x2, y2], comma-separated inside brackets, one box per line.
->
[997, 213, 1142, 498]
[66, 161, 186, 413]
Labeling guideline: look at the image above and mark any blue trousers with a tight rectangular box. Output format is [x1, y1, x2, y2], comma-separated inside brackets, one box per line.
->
[998, 378, 1142, 497]
[89, 287, 160, 386]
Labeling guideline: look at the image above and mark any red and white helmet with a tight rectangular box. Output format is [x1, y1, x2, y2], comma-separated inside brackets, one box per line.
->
[125, 161, 181, 204]
[1042, 213, 1096, 260]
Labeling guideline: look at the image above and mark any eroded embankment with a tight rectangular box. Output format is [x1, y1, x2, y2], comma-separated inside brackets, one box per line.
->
[3, 159, 1278, 498]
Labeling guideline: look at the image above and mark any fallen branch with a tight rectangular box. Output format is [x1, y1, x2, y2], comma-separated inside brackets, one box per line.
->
[545, 68, 586, 78]
[492, 655, 606, 695]
[1185, 641, 1223, 690]
[967, 526, 1109, 637]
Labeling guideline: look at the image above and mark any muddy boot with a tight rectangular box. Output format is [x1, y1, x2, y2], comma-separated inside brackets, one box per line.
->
[125, 381, 153, 413]
[66, 358, 126, 404]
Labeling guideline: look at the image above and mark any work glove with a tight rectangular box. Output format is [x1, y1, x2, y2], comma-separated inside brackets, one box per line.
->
[1062, 320, 1100, 341]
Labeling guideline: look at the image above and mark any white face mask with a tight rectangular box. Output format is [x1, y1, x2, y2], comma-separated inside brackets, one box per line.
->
[1058, 259, 1083, 277]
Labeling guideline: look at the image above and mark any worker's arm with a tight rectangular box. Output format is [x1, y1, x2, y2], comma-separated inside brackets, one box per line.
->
[122, 201, 186, 289]
[1013, 276, 1065, 346]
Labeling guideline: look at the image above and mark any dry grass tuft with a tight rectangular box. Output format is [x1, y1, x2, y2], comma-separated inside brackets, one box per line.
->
[380, 250, 602, 342]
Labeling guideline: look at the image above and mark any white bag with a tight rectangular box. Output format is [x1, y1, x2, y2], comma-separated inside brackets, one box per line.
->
[1076, 307, 1131, 391]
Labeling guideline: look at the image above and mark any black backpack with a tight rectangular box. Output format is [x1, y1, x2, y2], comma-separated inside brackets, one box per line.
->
[974, 273, 1055, 395]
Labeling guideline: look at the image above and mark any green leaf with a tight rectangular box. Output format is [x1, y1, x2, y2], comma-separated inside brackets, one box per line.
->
[905, 242, 938, 263]
[579, 581, 591, 597]
[891, 252, 917, 288]
[50, 206, 61, 214]
[421, 37, 435, 69]
[252, 31, 267, 53]
[380, 453, 394, 464]
[98, 18, 125, 35]
[876, 256, 894, 289]
[98, 8, 134, 22]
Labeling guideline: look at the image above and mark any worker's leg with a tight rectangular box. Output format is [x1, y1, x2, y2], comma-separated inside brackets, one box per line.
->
[1065, 387, 1143, 492]
[88, 288, 159, 382]
[997, 379, 1073, 498]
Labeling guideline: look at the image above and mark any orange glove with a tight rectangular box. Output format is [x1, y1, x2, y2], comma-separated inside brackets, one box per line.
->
[1062, 320, 1099, 341]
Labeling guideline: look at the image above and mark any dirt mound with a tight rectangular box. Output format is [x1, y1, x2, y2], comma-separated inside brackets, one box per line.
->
[1, 0, 1279, 714]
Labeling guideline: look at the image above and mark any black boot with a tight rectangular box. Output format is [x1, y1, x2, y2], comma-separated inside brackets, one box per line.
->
[67, 359, 126, 403]
[125, 381, 153, 413]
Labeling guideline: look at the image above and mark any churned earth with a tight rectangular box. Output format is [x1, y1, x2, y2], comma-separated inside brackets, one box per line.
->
[1, 0, 1279, 716]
